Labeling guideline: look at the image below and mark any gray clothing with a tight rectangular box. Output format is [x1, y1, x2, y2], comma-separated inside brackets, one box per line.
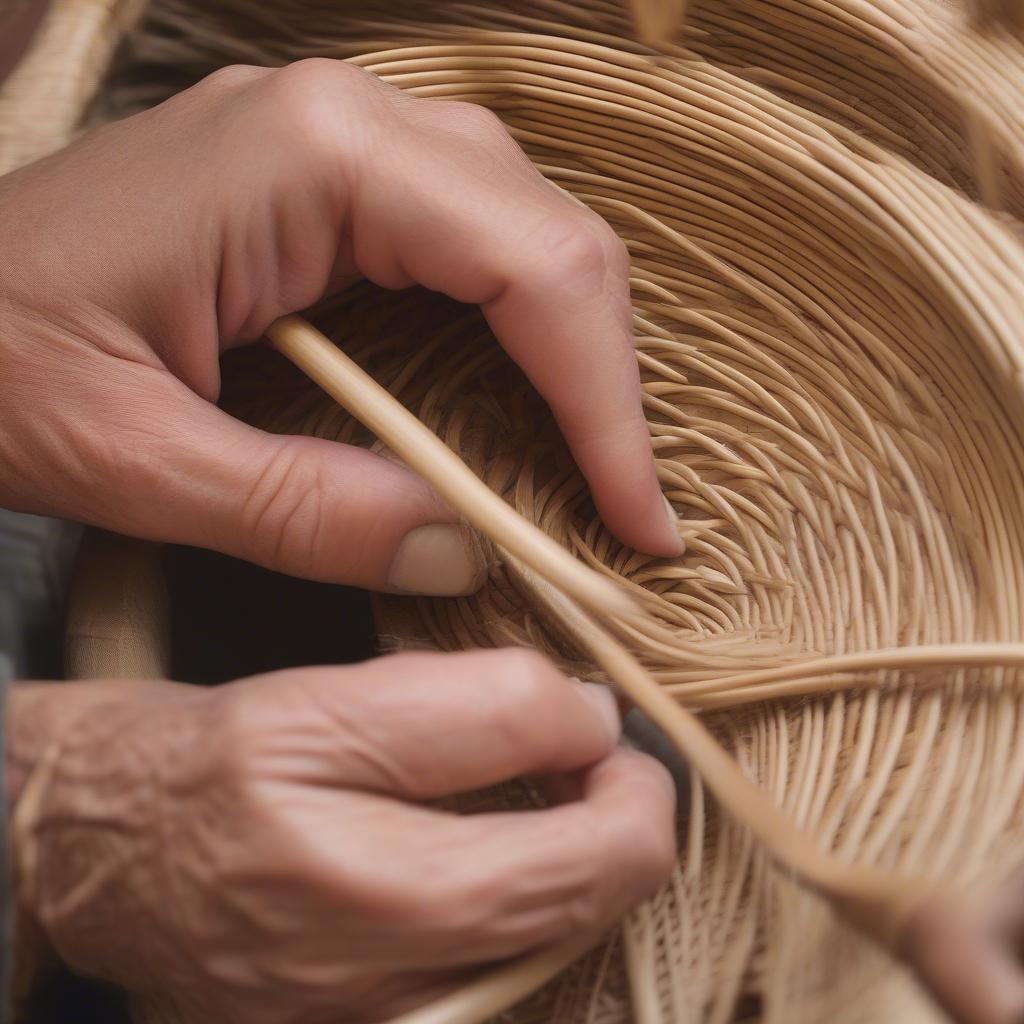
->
[0, 512, 79, 679]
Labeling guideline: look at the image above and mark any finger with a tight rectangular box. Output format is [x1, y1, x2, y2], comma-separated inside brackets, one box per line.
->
[53, 363, 486, 595]
[346, 91, 683, 557]
[333, 746, 677, 969]
[905, 900, 1024, 1024]
[904, 874, 1024, 1024]
[440, 747, 678, 963]
[272, 649, 621, 797]
[483, 218, 683, 559]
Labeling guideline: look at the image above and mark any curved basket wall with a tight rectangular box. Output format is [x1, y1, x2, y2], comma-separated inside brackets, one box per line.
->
[11, 0, 1024, 1020]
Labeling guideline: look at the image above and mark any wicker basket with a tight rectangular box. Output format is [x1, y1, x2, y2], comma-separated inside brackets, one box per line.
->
[4, 1, 1024, 1022]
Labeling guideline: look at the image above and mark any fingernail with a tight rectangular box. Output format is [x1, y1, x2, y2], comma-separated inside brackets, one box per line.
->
[575, 680, 621, 744]
[387, 524, 486, 596]
[662, 494, 686, 554]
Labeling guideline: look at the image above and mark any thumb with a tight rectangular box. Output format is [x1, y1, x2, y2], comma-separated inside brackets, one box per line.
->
[96, 386, 487, 595]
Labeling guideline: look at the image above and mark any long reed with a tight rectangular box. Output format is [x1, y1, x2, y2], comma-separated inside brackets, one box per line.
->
[5, 0, 1024, 1020]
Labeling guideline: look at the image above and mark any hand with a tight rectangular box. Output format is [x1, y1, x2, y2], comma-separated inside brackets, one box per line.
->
[8, 649, 677, 1023]
[0, 60, 681, 597]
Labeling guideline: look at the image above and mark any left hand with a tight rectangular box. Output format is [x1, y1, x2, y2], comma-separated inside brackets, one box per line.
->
[8, 651, 677, 1023]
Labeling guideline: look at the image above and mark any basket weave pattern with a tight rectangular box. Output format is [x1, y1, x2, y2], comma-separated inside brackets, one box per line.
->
[5, 0, 1024, 1021]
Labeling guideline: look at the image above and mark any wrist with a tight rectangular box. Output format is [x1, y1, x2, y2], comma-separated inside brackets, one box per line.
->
[5, 680, 157, 1000]
[4, 683, 66, 1001]
[5, 681, 132, 810]
[5, 679, 203, 980]
[6, 684, 56, 813]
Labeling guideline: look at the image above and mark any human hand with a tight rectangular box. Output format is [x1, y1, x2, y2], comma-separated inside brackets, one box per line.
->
[0, 60, 681, 596]
[8, 649, 676, 1023]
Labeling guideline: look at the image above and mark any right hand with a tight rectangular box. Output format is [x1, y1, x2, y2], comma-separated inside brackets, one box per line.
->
[0, 59, 681, 606]
[8, 648, 677, 1023]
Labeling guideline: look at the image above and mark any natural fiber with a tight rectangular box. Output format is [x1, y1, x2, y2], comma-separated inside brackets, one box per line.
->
[0, 0, 145, 173]
[5, 0, 1024, 1021]
[267, 314, 1024, 1024]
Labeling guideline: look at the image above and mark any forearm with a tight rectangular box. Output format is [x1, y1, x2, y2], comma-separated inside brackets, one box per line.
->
[5, 683, 50, 813]
[3, 677, 198, 1001]
[5, 681, 130, 809]
[0, 672, 62, 1023]
[3, 678, 93, 1015]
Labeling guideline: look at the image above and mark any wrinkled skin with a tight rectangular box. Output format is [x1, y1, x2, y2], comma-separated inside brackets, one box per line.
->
[0, 61, 680, 1022]
[0, 59, 681, 589]
[8, 653, 676, 1022]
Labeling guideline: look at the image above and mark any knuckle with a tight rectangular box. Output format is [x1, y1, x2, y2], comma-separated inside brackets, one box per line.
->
[442, 100, 508, 138]
[206, 690, 266, 787]
[263, 59, 383, 119]
[265, 58, 340, 106]
[200, 63, 262, 93]
[541, 215, 610, 290]
[484, 648, 564, 760]
[389, 853, 483, 941]
[239, 447, 325, 576]
[563, 889, 606, 934]
[494, 647, 560, 707]
[257, 60, 395, 164]
[258, 60, 352, 145]
[557, 768, 677, 932]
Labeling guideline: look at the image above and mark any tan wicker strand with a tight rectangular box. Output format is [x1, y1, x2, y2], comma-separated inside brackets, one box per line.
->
[7, 0, 1024, 1021]
[272, 314, 1024, 1024]
[0, 0, 145, 175]
[106, 7, 1024, 1019]
[627, 0, 689, 42]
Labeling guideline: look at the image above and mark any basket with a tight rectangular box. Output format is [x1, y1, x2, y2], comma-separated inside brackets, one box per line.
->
[4, 1, 1024, 1022]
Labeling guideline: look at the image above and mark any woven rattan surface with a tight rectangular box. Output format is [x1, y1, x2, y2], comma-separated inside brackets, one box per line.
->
[5, 0, 1024, 1021]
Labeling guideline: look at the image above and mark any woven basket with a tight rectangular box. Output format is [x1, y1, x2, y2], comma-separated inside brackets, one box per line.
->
[4, 1, 1024, 1022]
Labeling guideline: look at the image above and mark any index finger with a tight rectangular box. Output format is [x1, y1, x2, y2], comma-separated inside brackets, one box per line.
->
[352, 93, 684, 557]
[483, 202, 684, 557]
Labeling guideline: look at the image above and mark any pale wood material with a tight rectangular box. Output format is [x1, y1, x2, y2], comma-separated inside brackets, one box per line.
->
[386, 932, 600, 1024]
[65, 531, 170, 682]
[7, 0, 1024, 1021]
[0, 0, 145, 175]
[269, 314, 1024, 1024]
[627, 0, 688, 42]
[143, 5, 1024, 1020]
[269, 317, 638, 623]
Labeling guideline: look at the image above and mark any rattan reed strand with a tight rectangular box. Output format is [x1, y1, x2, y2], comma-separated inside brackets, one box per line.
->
[5, 0, 1024, 1021]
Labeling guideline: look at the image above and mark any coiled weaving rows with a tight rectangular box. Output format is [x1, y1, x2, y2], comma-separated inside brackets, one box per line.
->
[95, 1, 1024, 1021]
